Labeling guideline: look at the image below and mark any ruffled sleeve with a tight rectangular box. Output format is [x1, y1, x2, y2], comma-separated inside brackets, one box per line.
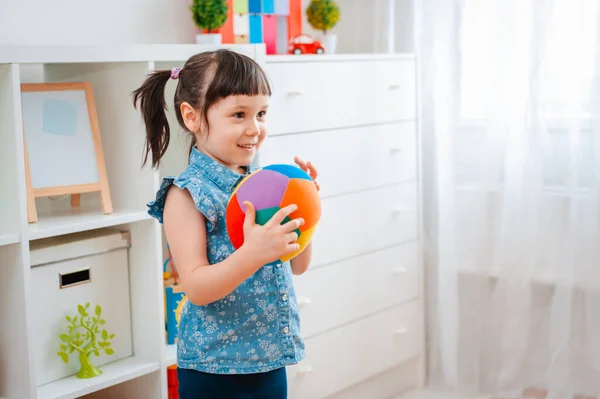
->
[147, 176, 218, 232]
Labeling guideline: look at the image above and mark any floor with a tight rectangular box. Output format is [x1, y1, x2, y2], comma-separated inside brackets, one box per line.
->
[395, 389, 597, 399]
[395, 390, 487, 399]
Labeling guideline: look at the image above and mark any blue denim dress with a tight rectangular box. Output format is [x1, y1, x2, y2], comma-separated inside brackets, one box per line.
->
[148, 147, 305, 374]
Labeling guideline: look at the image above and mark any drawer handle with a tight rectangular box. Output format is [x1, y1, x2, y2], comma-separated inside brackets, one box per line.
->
[390, 147, 403, 153]
[297, 296, 311, 307]
[59, 267, 91, 289]
[389, 84, 401, 90]
[298, 365, 313, 375]
[287, 89, 304, 96]
[391, 207, 407, 214]
[393, 267, 407, 275]
[395, 327, 408, 335]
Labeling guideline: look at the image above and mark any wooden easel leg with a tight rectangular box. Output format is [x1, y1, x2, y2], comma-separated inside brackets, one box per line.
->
[26, 193, 38, 223]
[23, 138, 38, 223]
[99, 185, 113, 215]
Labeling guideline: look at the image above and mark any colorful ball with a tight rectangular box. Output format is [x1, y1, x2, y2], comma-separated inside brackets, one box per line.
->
[226, 164, 321, 263]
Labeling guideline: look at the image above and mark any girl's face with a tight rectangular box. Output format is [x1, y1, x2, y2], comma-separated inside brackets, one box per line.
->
[193, 94, 269, 174]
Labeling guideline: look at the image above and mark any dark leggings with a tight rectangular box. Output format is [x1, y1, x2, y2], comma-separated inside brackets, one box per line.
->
[178, 367, 287, 399]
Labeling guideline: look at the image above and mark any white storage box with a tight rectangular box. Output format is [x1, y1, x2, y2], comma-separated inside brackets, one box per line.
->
[30, 228, 133, 386]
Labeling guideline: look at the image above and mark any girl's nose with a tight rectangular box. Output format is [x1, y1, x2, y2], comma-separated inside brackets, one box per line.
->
[245, 121, 260, 136]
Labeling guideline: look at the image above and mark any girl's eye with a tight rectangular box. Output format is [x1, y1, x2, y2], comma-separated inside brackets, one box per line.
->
[234, 112, 244, 118]
[258, 111, 267, 118]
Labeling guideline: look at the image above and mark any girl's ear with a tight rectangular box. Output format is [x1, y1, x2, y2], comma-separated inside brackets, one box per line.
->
[180, 102, 202, 133]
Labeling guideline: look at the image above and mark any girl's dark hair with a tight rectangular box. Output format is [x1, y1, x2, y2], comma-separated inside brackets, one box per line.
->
[132, 49, 272, 168]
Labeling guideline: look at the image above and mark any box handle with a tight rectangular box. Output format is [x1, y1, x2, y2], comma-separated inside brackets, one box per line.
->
[59, 267, 91, 289]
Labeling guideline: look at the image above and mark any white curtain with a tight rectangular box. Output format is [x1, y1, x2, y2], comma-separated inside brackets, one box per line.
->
[415, 1, 600, 398]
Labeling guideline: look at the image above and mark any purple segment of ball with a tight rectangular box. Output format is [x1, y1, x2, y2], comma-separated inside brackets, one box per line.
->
[236, 169, 290, 212]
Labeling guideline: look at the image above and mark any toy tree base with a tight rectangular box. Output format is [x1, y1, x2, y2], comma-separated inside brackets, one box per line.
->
[76, 356, 103, 379]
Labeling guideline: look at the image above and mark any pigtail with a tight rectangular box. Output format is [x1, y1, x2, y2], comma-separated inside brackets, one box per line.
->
[132, 69, 173, 169]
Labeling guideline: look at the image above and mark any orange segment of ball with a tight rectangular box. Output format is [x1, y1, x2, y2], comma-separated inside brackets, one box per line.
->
[279, 178, 321, 232]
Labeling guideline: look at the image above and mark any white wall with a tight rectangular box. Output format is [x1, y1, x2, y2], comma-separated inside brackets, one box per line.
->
[0, 0, 199, 45]
[0, 0, 413, 53]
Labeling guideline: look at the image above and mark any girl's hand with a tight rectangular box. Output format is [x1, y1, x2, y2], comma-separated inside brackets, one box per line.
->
[241, 201, 304, 265]
[294, 156, 320, 191]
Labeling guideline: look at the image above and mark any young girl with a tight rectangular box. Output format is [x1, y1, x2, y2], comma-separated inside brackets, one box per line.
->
[132, 49, 319, 399]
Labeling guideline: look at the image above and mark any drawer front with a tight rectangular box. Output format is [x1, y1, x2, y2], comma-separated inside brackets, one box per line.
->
[265, 59, 416, 135]
[293, 242, 420, 338]
[287, 300, 423, 399]
[30, 250, 133, 386]
[312, 183, 418, 267]
[259, 122, 418, 198]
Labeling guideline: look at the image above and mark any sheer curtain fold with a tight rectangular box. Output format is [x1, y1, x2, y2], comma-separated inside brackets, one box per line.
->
[416, 1, 600, 397]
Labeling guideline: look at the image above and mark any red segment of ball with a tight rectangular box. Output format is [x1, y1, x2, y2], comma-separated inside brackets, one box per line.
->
[226, 192, 246, 249]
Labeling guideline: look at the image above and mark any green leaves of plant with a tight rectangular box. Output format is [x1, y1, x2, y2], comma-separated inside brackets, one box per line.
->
[190, 0, 228, 32]
[57, 351, 68, 363]
[306, 0, 341, 34]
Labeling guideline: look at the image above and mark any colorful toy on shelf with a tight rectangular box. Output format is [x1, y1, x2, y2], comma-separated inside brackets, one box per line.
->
[167, 365, 179, 399]
[218, 0, 303, 54]
[288, 34, 324, 54]
[163, 251, 188, 345]
[56, 302, 115, 379]
[226, 164, 321, 263]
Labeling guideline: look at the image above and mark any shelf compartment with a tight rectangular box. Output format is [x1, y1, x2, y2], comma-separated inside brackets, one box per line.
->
[27, 208, 151, 240]
[36, 356, 160, 399]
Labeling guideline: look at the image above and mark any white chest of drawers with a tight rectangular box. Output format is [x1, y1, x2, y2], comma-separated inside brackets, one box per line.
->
[259, 54, 425, 399]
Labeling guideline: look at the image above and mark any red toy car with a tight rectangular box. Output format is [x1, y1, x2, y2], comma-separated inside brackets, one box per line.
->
[288, 34, 325, 55]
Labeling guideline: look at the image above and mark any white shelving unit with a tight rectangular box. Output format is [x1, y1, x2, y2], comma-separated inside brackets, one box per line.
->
[0, 44, 265, 399]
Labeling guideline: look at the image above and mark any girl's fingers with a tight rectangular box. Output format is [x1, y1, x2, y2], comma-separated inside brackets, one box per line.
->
[281, 217, 304, 233]
[306, 161, 318, 180]
[285, 231, 299, 243]
[294, 156, 308, 171]
[266, 204, 298, 228]
[284, 243, 301, 254]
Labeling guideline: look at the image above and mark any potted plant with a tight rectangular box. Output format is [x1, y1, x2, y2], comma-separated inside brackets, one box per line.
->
[306, 0, 340, 54]
[190, 0, 229, 45]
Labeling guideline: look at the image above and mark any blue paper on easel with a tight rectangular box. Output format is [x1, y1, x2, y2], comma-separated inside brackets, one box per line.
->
[42, 98, 78, 136]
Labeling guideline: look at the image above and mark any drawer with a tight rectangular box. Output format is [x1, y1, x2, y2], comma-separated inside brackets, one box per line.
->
[287, 300, 423, 399]
[265, 59, 416, 135]
[293, 242, 420, 338]
[311, 183, 418, 266]
[259, 121, 418, 198]
[29, 229, 133, 386]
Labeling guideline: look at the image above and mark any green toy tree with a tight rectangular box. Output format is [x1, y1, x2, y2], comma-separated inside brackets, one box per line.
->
[306, 0, 341, 34]
[57, 302, 115, 379]
[190, 0, 229, 33]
